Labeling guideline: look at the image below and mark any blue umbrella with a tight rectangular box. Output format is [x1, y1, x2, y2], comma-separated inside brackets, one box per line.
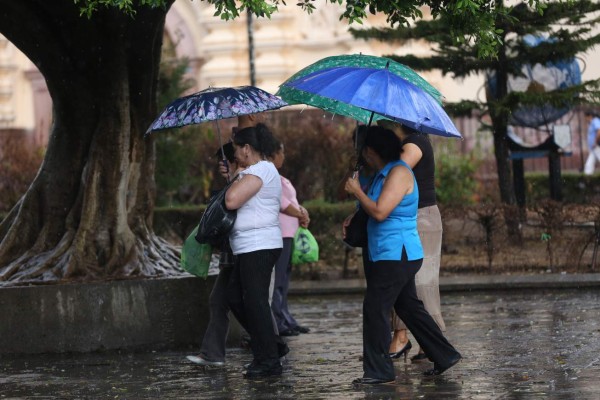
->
[282, 66, 461, 138]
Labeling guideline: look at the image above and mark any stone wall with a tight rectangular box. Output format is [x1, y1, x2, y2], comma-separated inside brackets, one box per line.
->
[0, 276, 242, 354]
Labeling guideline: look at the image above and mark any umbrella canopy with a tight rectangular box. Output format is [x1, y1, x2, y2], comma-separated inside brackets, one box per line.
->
[282, 66, 461, 138]
[146, 86, 288, 134]
[276, 54, 443, 124]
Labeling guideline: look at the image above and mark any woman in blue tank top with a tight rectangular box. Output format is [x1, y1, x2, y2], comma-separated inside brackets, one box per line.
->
[344, 126, 461, 385]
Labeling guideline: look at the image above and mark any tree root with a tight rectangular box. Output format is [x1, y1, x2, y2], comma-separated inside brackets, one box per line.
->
[0, 231, 183, 285]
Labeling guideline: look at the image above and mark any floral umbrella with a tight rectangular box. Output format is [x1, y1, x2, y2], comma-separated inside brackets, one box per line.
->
[146, 86, 288, 163]
[146, 86, 288, 133]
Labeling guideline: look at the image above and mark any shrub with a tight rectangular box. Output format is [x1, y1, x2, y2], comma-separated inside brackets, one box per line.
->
[435, 152, 481, 206]
[0, 133, 44, 213]
[268, 111, 356, 203]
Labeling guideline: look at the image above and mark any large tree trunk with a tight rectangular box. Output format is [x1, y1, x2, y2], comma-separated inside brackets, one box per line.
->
[0, 1, 180, 283]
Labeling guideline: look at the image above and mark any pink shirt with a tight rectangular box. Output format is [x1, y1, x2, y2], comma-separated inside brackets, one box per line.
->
[279, 176, 300, 238]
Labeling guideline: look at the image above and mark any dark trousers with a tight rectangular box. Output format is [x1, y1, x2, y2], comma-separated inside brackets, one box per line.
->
[228, 248, 282, 366]
[271, 238, 299, 332]
[200, 265, 233, 362]
[362, 251, 460, 380]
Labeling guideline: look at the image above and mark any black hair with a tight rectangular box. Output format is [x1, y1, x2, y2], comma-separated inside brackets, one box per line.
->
[364, 126, 401, 163]
[266, 137, 283, 159]
[352, 125, 368, 149]
[400, 124, 420, 136]
[233, 123, 278, 158]
[214, 142, 235, 163]
[584, 110, 598, 117]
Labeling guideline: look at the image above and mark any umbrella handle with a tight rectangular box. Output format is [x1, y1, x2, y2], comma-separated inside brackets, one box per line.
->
[214, 121, 231, 183]
[352, 162, 362, 177]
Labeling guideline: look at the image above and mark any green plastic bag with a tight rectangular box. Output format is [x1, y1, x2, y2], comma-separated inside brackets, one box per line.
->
[180, 226, 212, 278]
[291, 227, 319, 265]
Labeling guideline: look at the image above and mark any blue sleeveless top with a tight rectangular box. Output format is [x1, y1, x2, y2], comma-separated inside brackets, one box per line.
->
[367, 160, 424, 262]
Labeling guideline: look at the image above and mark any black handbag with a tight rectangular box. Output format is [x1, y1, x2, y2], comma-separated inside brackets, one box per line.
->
[195, 179, 237, 246]
[343, 206, 368, 248]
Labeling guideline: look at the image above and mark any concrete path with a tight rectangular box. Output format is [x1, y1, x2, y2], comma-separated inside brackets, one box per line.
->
[1, 277, 599, 399]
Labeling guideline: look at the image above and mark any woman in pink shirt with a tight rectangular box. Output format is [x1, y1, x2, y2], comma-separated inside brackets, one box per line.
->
[270, 141, 311, 336]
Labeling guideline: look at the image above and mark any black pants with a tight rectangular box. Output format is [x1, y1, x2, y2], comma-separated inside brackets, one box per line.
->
[200, 265, 233, 362]
[228, 248, 282, 366]
[362, 250, 460, 380]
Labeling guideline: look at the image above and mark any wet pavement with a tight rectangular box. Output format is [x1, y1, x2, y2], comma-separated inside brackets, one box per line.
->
[1, 288, 600, 399]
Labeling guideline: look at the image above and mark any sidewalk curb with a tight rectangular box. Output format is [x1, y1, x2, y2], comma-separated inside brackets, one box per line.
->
[289, 273, 600, 296]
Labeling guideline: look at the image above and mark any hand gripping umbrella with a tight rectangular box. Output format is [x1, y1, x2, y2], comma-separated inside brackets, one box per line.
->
[145, 86, 288, 167]
[281, 65, 461, 138]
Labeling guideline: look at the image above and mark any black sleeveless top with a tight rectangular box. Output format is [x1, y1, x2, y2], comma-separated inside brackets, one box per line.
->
[402, 134, 436, 208]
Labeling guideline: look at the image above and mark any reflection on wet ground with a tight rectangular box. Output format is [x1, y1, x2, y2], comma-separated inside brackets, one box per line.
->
[1, 289, 599, 399]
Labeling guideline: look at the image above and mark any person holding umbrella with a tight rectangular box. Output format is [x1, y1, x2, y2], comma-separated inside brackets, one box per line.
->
[187, 113, 290, 370]
[344, 126, 461, 384]
[186, 141, 239, 368]
[378, 120, 446, 363]
[225, 123, 285, 379]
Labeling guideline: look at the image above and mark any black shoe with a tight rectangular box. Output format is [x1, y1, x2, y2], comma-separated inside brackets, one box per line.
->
[277, 342, 290, 358]
[243, 362, 283, 379]
[294, 325, 310, 334]
[423, 353, 462, 376]
[352, 377, 395, 385]
[280, 328, 299, 337]
[388, 340, 412, 361]
[410, 352, 430, 362]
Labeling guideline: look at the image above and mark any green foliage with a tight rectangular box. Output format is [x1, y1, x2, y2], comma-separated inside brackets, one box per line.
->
[74, 0, 167, 17]
[524, 172, 600, 205]
[353, 0, 600, 96]
[71, 0, 549, 59]
[435, 152, 480, 206]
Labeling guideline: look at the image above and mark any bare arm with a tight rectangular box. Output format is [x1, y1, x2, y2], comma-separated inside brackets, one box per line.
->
[345, 165, 414, 222]
[225, 174, 262, 210]
[400, 142, 422, 168]
[282, 204, 310, 228]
